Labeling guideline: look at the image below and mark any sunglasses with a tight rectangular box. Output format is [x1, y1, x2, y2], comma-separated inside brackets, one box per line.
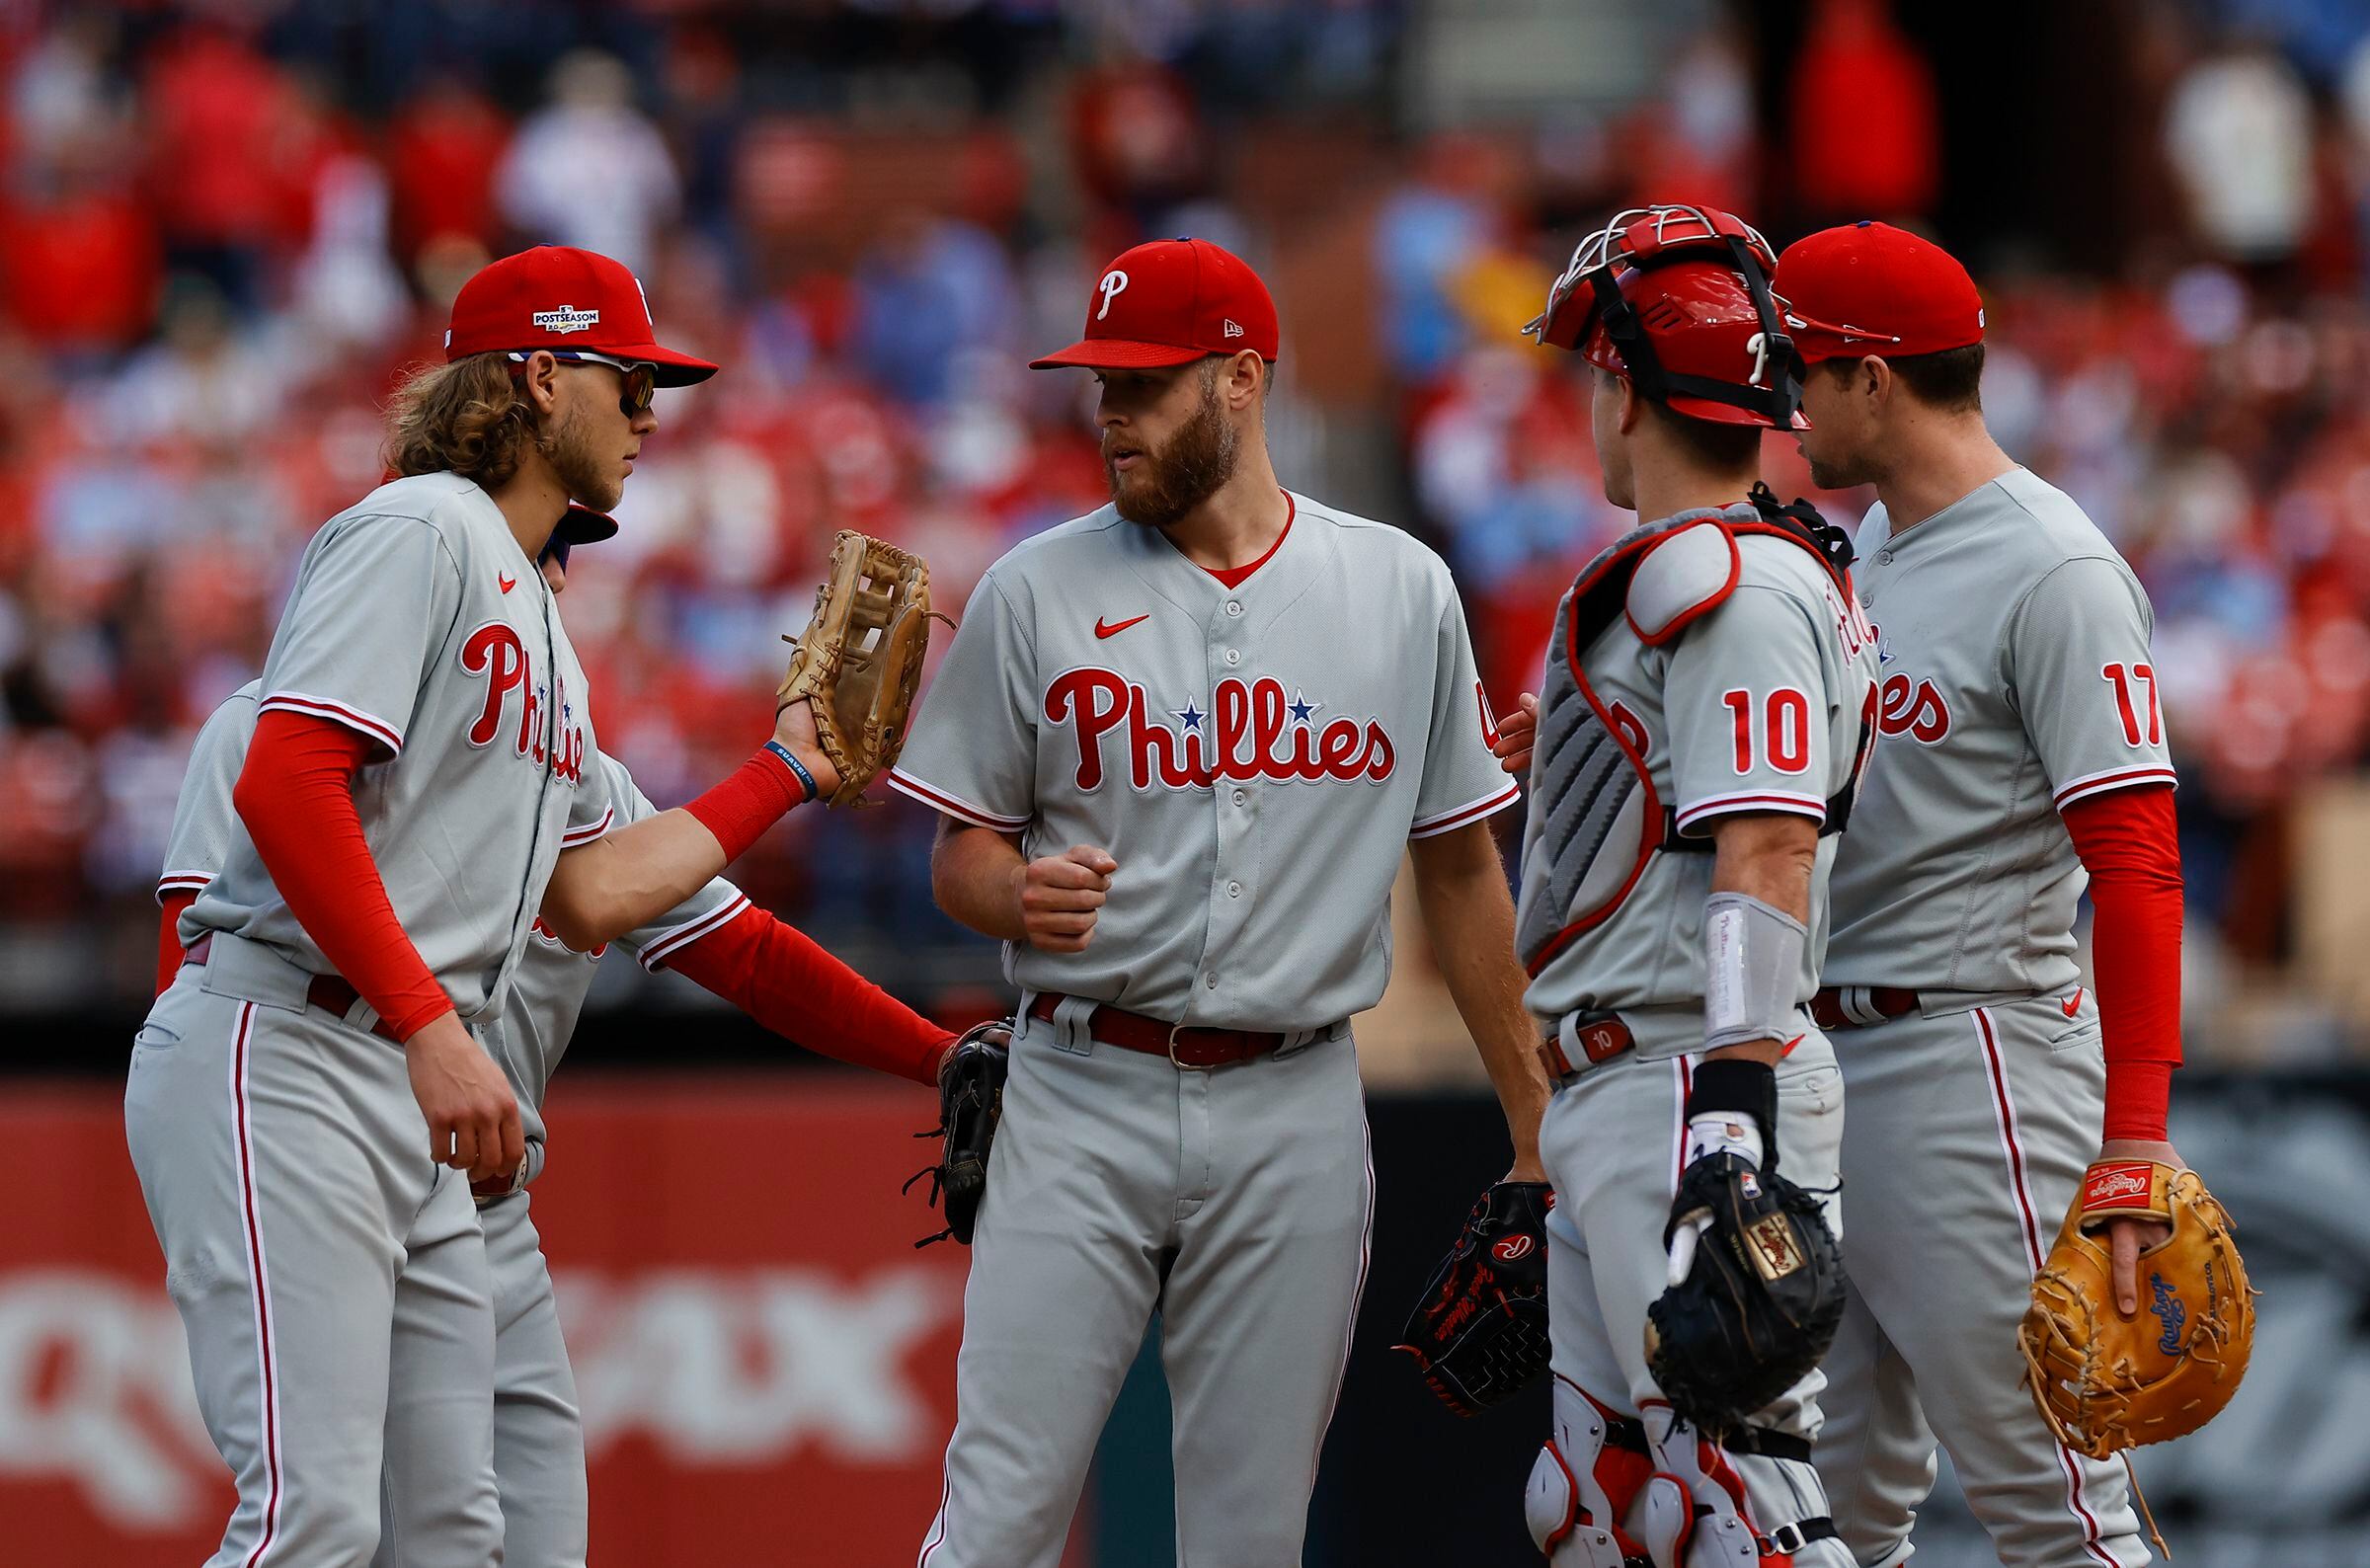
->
[509, 349, 659, 417]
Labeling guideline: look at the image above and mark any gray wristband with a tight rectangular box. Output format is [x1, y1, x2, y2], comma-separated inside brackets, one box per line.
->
[1702, 891, 1808, 1051]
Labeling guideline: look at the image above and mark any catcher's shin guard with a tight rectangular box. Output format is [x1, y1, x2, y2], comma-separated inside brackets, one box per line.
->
[1525, 1377, 1652, 1566]
[1639, 1403, 1758, 1567]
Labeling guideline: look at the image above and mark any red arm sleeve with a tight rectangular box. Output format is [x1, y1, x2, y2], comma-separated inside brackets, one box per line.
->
[157, 891, 197, 997]
[662, 904, 951, 1085]
[233, 711, 453, 1042]
[2059, 783, 2183, 1142]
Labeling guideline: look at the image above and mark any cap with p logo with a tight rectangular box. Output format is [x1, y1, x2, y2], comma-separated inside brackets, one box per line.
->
[1032, 238, 1280, 370]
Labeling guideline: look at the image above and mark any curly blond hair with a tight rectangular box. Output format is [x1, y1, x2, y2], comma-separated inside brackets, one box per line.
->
[383, 353, 538, 488]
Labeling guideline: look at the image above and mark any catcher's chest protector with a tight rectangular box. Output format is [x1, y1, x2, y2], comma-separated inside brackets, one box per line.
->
[1516, 502, 1860, 976]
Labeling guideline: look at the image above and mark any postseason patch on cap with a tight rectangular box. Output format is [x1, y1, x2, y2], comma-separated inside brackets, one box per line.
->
[532, 305, 600, 336]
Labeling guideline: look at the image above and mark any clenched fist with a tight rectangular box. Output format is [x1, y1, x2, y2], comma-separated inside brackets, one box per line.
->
[1013, 845, 1117, 954]
[404, 1013, 523, 1186]
[1493, 691, 1538, 775]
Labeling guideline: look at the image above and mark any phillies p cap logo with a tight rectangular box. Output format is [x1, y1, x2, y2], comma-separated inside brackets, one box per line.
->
[1095, 270, 1130, 321]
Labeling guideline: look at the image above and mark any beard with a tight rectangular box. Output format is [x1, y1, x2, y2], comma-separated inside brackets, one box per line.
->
[1799, 434, 1877, 493]
[1105, 382, 1238, 529]
[542, 400, 623, 512]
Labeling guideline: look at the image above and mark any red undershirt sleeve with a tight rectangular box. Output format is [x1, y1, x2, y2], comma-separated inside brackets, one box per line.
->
[157, 891, 197, 997]
[233, 710, 453, 1042]
[661, 903, 951, 1085]
[2059, 783, 2183, 1142]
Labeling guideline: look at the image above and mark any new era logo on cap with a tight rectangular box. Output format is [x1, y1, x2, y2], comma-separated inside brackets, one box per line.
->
[531, 305, 600, 335]
[1224, 319, 1243, 339]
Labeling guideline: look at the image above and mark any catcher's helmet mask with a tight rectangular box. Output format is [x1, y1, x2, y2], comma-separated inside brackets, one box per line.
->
[1529, 204, 1813, 431]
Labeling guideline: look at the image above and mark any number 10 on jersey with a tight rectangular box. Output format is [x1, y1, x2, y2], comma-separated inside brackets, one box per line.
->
[1722, 687, 1813, 774]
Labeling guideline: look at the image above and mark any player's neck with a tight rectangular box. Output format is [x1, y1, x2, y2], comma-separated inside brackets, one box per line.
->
[1160, 447, 1290, 573]
[1873, 415, 2016, 536]
[487, 455, 573, 565]
[1628, 461, 1761, 528]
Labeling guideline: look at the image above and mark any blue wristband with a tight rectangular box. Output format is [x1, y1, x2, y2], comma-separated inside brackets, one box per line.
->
[763, 739, 820, 804]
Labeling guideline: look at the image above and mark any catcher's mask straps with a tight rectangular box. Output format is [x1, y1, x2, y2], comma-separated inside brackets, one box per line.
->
[1049, 992, 1096, 1057]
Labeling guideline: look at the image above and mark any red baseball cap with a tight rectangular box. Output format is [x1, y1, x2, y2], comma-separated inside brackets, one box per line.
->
[445, 245, 720, 386]
[1031, 238, 1280, 369]
[1773, 221, 1985, 363]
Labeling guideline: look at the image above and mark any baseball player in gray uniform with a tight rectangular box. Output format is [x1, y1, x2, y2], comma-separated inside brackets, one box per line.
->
[1774, 225, 2176, 1566]
[155, 526, 961, 1568]
[888, 237, 1549, 1567]
[127, 246, 846, 1567]
[1493, 205, 1878, 1568]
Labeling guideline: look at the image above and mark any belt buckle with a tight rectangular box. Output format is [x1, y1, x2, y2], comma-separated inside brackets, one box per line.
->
[1766, 1523, 1806, 1554]
[1166, 1021, 1213, 1071]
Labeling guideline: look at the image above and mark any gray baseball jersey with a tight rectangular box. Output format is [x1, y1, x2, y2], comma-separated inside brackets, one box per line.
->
[158, 700, 752, 1567]
[492, 747, 750, 1135]
[1813, 467, 2165, 1567]
[130, 464, 622, 1567]
[1519, 510, 1880, 1060]
[890, 492, 1517, 1031]
[185, 469, 614, 1024]
[1824, 467, 2175, 993]
[1513, 504, 1875, 1568]
[892, 491, 1513, 1567]
[157, 682, 263, 907]
[165, 702, 745, 1162]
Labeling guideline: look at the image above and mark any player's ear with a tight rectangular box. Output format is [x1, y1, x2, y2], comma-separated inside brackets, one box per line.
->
[514, 351, 564, 417]
[1616, 371, 1644, 435]
[1224, 350, 1264, 412]
[1858, 354, 1891, 410]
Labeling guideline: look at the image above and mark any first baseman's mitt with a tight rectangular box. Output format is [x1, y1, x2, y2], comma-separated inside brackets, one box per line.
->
[1393, 1181, 1553, 1416]
[905, 1020, 1011, 1247]
[1645, 1153, 1846, 1433]
[2018, 1160, 2255, 1459]
[778, 530, 939, 806]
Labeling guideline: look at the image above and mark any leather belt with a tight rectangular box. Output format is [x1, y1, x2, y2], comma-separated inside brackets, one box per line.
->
[1538, 1009, 1634, 1081]
[1810, 985, 1921, 1031]
[182, 935, 401, 1044]
[1025, 992, 1289, 1069]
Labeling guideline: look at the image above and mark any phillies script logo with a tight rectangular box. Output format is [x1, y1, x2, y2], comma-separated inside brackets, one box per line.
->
[461, 622, 587, 782]
[1045, 670, 1395, 791]
[1876, 671, 1951, 744]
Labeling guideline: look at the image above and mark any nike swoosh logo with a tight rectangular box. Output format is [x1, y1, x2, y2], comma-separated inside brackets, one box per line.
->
[1095, 614, 1149, 639]
[2062, 987, 2084, 1018]
[499, 575, 517, 594]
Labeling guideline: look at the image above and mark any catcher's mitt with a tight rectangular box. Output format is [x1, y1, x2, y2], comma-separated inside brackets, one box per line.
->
[778, 530, 940, 806]
[1645, 1153, 1846, 1433]
[2018, 1160, 2255, 1459]
[904, 1020, 1011, 1247]
[1393, 1181, 1553, 1416]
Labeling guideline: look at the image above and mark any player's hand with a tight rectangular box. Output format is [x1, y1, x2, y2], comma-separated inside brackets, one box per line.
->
[771, 698, 841, 801]
[405, 1013, 523, 1187]
[1013, 845, 1116, 954]
[2097, 1137, 2184, 1315]
[1493, 692, 1538, 776]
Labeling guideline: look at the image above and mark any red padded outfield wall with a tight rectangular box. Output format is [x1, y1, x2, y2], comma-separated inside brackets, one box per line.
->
[0, 1076, 1085, 1567]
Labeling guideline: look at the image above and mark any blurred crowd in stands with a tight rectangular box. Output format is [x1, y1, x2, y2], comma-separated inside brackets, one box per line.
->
[7, 0, 2370, 1028]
